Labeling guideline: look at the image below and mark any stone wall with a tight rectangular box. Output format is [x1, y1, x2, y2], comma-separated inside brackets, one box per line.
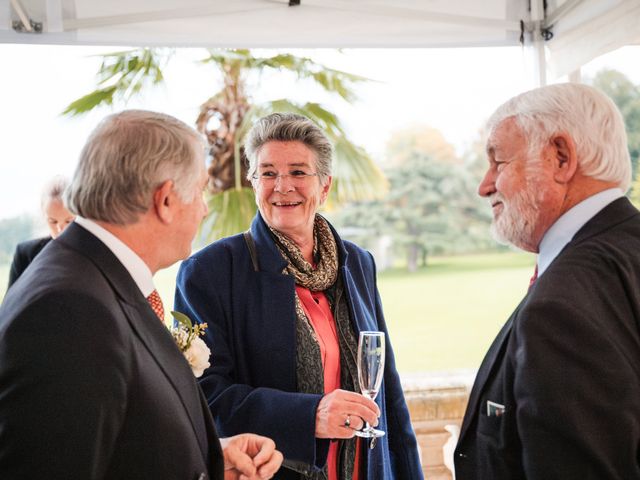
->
[401, 372, 474, 479]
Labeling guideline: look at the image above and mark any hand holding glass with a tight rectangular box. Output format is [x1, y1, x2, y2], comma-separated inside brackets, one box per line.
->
[354, 331, 385, 438]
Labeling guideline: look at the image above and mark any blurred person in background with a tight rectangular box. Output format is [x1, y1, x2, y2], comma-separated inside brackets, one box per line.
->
[7, 175, 75, 288]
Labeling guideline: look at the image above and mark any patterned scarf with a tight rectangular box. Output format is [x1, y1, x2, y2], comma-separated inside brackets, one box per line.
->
[269, 215, 338, 291]
[270, 215, 361, 480]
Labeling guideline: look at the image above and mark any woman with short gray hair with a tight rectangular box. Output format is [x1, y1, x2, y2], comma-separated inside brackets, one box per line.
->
[176, 112, 423, 479]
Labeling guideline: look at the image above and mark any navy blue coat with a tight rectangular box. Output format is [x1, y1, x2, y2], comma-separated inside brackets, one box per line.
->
[175, 213, 423, 479]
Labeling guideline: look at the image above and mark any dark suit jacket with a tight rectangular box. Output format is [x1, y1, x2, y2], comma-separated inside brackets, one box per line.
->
[0, 223, 224, 480]
[175, 213, 423, 480]
[7, 236, 51, 288]
[455, 197, 640, 479]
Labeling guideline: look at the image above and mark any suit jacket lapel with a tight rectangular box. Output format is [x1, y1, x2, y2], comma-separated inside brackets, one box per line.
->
[57, 223, 211, 464]
[120, 300, 211, 462]
[458, 299, 524, 443]
[458, 199, 639, 444]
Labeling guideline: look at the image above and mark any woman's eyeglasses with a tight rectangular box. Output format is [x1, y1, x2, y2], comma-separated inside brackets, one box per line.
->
[251, 170, 319, 185]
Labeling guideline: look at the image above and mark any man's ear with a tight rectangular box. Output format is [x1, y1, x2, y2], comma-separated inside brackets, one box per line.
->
[153, 180, 175, 224]
[551, 132, 578, 184]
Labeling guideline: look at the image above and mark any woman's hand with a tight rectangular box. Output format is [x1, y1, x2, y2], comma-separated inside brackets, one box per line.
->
[315, 389, 380, 439]
[220, 433, 284, 480]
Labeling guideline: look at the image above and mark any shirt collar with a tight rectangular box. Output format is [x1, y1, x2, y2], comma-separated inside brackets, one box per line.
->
[75, 216, 155, 297]
[537, 188, 624, 277]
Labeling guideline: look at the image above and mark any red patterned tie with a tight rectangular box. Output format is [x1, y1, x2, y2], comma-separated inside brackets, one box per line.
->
[529, 264, 538, 289]
[146, 289, 165, 322]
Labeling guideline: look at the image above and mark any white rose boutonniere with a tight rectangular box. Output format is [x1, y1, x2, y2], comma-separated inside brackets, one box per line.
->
[170, 311, 211, 377]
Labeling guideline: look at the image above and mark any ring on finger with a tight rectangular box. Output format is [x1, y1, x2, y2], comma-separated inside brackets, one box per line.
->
[344, 414, 351, 428]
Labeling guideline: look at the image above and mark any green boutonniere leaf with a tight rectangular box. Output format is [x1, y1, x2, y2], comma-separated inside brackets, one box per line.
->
[171, 310, 193, 330]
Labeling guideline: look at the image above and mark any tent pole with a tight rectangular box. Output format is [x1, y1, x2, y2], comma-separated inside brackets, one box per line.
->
[530, 0, 547, 87]
[10, 0, 33, 32]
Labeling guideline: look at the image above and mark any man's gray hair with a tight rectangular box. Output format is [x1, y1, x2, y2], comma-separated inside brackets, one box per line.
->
[66, 110, 205, 225]
[487, 83, 631, 192]
[40, 175, 69, 211]
[244, 113, 333, 183]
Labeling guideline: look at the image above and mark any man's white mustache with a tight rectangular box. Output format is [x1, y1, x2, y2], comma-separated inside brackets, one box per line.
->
[488, 194, 504, 208]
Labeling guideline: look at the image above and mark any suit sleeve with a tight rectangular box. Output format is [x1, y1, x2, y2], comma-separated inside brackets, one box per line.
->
[368, 253, 424, 479]
[512, 292, 640, 479]
[174, 254, 327, 473]
[0, 291, 131, 479]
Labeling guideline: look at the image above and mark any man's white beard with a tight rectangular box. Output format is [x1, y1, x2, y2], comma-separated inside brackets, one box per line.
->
[489, 172, 544, 250]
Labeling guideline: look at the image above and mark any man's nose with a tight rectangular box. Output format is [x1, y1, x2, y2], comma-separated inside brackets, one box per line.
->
[478, 169, 496, 198]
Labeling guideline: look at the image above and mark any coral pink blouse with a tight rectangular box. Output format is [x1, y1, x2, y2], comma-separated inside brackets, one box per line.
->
[296, 285, 361, 480]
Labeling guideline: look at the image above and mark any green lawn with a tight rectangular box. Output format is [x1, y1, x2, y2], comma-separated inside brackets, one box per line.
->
[378, 251, 535, 372]
[0, 251, 535, 373]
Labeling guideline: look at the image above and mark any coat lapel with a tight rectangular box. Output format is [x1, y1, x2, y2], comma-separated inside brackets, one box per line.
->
[248, 214, 299, 391]
[120, 300, 210, 462]
[457, 199, 639, 446]
[458, 300, 522, 443]
[57, 223, 211, 464]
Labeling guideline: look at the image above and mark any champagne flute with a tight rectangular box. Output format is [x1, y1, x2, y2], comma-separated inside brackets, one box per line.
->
[354, 331, 386, 438]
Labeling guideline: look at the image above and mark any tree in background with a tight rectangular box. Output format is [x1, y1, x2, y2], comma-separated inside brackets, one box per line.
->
[590, 69, 640, 202]
[335, 126, 492, 271]
[63, 48, 386, 240]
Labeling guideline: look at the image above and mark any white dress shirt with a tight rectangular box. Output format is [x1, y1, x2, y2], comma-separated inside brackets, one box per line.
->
[537, 188, 624, 278]
[74, 216, 156, 298]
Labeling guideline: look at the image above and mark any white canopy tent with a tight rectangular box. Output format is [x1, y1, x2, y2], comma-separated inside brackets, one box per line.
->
[1, 0, 639, 85]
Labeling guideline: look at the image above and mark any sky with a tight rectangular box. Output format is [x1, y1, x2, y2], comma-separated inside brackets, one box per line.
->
[1, 44, 639, 224]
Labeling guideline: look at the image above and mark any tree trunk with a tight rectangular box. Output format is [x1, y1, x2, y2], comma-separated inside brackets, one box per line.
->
[407, 244, 419, 272]
[421, 247, 428, 268]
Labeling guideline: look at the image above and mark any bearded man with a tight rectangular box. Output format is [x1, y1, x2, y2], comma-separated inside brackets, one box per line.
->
[454, 83, 640, 479]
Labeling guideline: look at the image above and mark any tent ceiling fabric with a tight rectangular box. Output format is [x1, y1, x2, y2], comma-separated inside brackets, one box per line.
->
[546, 0, 640, 77]
[1, 0, 639, 80]
[2, 0, 528, 48]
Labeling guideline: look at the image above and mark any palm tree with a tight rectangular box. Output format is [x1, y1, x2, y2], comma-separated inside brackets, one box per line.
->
[63, 48, 387, 240]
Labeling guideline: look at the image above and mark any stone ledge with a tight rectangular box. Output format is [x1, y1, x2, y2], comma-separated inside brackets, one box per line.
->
[401, 370, 475, 479]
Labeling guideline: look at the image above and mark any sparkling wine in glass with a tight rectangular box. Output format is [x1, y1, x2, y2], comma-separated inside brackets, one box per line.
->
[354, 331, 385, 438]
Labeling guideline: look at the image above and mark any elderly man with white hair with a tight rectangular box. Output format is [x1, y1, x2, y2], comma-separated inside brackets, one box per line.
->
[455, 83, 640, 479]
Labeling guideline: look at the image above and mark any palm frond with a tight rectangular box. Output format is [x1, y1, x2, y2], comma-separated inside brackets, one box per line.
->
[243, 99, 387, 208]
[327, 137, 388, 209]
[202, 51, 368, 104]
[199, 49, 252, 66]
[200, 187, 257, 241]
[63, 48, 172, 116]
[61, 86, 118, 115]
[258, 53, 369, 103]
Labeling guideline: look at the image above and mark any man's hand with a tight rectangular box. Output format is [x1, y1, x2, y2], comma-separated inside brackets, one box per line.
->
[220, 434, 283, 480]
